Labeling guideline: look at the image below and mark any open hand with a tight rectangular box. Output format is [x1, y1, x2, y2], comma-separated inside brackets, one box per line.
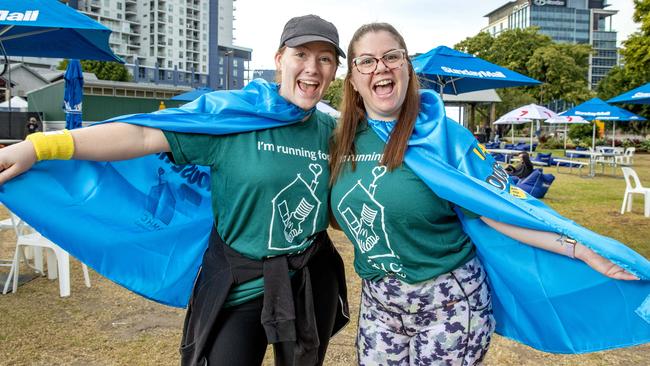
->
[575, 243, 640, 280]
[0, 141, 37, 185]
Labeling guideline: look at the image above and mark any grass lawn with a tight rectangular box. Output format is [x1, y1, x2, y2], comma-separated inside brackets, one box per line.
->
[0, 153, 648, 365]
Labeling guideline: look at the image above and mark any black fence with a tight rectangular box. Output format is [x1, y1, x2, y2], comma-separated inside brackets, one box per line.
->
[0, 111, 43, 140]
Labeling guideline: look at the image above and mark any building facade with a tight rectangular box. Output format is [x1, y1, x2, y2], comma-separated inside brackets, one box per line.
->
[18, 0, 250, 90]
[482, 0, 618, 88]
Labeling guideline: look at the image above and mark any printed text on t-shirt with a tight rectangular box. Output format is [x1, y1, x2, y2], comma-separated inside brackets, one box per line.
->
[257, 141, 329, 161]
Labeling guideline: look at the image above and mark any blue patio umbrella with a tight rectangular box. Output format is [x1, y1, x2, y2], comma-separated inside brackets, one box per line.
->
[0, 0, 121, 62]
[63, 59, 83, 130]
[412, 46, 541, 95]
[170, 87, 214, 101]
[607, 83, 650, 104]
[561, 98, 646, 149]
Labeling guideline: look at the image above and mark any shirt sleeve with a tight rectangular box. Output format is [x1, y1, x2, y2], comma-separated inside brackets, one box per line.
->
[163, 130, 222, 166]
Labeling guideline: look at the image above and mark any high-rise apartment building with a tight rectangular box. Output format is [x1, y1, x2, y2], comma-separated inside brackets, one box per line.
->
[482, 0, 618, 88]
[59, 0, 250, 89]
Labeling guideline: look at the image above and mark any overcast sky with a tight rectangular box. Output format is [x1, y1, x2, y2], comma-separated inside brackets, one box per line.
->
[234, 0, 638, 72]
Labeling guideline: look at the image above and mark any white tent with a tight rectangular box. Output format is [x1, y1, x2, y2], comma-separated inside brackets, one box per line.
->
[316, 101, 340, 118]
[0, 96, 28, 110]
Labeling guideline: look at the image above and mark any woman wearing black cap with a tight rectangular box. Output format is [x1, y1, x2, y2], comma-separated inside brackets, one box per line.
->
[0, 15, 348, 366]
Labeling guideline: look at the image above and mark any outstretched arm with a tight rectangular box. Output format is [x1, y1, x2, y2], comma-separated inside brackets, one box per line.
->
[0, 123, 169, 185]
[480, 216, 639, 281]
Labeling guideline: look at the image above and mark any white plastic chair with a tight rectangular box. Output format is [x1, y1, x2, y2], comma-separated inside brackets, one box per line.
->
[616, 147, 635, 166]
[620, 167, 650, 218]
[0, 212, 16, 286]
[2, 212, 91, 297]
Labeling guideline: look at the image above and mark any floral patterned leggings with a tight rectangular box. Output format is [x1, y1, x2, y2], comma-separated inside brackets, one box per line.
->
[357, 257, 495, 366]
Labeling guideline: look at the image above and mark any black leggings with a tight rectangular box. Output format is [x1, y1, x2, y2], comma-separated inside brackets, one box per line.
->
[205, 250, 341, 366]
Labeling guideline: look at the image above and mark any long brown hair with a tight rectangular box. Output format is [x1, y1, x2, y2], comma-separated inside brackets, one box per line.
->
[329, 23, 420, 184]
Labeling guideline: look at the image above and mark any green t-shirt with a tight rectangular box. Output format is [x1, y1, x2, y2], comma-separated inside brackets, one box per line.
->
[331, 121, 476, 284]
[164, 111, 335, 305]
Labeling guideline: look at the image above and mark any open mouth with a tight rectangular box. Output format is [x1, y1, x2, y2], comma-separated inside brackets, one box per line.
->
[298, 80, 320, 94]
[373, 79, 394, 96]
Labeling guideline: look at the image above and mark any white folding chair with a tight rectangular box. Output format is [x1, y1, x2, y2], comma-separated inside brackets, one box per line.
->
[620, 167, 650, 218]
[2, 212, 91, 297]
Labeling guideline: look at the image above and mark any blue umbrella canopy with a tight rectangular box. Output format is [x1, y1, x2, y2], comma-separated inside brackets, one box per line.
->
[561, 98, 646, 149]
[63, 59, 83, 130]
[412, 46, 540, 94]
[607, 83, 650, 104]
[170, 87, 214, 101]
[0, 0, 121, 62]
[561, 98, 646, 121]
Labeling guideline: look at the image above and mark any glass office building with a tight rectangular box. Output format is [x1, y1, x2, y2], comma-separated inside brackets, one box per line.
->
[483, 0, 618, 88]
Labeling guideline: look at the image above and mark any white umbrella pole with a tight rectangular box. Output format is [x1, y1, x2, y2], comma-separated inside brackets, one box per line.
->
[511, 124, 515, 142]
[530, 121, 534, 152]
[564, 123, 568, 150]
[612, 121, 616, 148]
[592, 122, 596, 151]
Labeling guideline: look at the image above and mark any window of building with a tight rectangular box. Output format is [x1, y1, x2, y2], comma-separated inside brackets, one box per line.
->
[117, 3, 122, 10]
[179, 51, 184, 58]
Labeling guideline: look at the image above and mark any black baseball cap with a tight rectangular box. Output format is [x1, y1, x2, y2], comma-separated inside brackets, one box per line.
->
[279, 15, 346, 58]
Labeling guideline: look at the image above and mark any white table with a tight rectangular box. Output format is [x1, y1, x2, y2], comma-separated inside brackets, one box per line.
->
[487, 149, 523, 164]
[565, 150, 618, 177]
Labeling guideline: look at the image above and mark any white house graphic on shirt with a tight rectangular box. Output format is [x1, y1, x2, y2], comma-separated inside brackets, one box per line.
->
[268, 164, 323, 251]
[336, 166, 398, 260]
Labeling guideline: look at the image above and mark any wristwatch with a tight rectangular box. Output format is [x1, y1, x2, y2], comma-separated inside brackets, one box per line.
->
[561, 237, 577, 258]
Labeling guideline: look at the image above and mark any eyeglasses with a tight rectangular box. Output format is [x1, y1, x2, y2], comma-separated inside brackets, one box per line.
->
[352, 49, 406, 74]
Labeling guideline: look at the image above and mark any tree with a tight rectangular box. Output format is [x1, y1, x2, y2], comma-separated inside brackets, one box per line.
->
[454, 28, 590, 117]
[526, 43, 593, 104]
[58, 59, 131, 82]
[596, 0, 650, 122]
[323, 77, 343, 110]
[454, 31, 495, 62]
[487, 28, 552, 75]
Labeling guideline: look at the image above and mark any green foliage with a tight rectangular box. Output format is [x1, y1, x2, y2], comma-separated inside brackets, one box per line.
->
[568, 123, 593, 141]
[640, 139, 650, 152]
[596, 0, 650, 119]
[455, 27, 592, 115]
[485, 28, 552, 75]
[526, 43, 593, 104]
[58, 59, 131, 82]
[539, 137, 564, 149]
[454, 31, 495, 61]
[323, 78, 343, 110]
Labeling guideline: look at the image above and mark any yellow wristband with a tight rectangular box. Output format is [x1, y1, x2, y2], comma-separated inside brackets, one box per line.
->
[26, 130, 75, 161]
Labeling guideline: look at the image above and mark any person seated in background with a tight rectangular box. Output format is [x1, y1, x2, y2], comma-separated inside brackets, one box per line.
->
[505, 151, 534, 179]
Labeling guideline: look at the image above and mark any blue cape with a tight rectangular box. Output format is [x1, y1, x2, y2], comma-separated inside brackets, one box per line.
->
[1, 80, 648, 353]
[367, 90, 650, 353]
[0, 79, 309, 308]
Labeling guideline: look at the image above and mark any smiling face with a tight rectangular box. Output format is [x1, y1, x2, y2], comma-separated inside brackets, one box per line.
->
[349, 30, 410, 121]
[275, 41, 338, 110]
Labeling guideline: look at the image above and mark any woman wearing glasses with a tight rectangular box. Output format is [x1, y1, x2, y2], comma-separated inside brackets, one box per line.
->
[329, 23, 643, 365]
